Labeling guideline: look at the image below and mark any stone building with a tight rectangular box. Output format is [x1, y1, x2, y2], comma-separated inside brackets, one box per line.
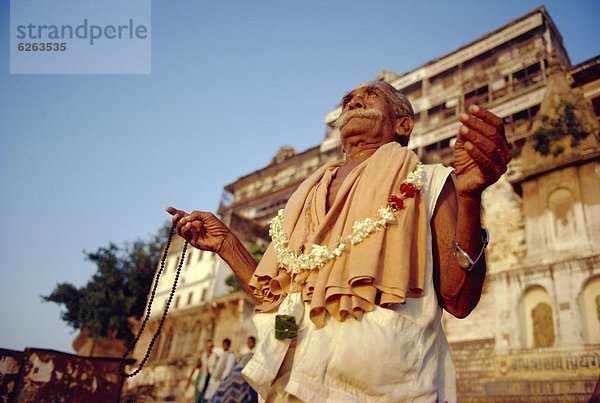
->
[217, 143, 343, 236]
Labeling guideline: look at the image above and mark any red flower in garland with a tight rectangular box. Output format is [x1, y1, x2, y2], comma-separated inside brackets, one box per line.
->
[399, 182, 417, 198]
[387, 194, 404, 210]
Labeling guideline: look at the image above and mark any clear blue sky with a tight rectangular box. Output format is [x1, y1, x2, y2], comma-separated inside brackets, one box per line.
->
[1, 1, 598, 353]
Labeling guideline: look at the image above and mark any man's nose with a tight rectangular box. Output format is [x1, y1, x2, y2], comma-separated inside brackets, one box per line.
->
[348, 96, 365, 110]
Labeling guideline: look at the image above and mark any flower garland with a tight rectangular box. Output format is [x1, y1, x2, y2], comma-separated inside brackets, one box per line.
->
[269, 163, 424, 275]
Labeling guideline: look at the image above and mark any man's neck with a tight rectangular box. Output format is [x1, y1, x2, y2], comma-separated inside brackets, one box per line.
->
[344, 145, 380, 165]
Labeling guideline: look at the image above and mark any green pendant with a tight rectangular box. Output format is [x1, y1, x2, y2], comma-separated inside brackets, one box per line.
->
[275, 314, 299, 340]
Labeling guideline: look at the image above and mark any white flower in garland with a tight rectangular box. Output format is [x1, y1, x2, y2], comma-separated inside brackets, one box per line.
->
[270, 163, 423, 275]
[405, 163, 424, 189]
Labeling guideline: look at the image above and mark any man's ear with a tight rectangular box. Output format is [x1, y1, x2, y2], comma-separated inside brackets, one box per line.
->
[395, 116, 414, 139]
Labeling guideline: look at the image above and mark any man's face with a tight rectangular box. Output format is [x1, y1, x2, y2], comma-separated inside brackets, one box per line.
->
[222, 340, 230, 351]
[205, 341, 213, 352]
[337, 82, 399, 152]
[247, 337, 256, 350]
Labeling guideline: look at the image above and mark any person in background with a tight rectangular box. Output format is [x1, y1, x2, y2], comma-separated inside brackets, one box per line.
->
[211, 336, 258, 403]
[204, 338, 236, 401]
[185, 339, 217, 403]
[239, 336, 256, 362]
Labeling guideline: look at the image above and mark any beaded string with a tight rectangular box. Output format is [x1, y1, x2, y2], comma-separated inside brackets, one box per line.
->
[119, 224, 188, 378]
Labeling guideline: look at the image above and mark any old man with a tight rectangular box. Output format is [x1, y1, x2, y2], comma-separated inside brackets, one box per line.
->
[168, 81, 510, 402]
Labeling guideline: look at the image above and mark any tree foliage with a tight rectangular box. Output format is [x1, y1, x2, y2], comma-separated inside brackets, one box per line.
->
[225, 274, 243, 293]
[532, 101, 590, 157]
[42, 223, 170, 343]
[224, 243, 268, 293]
[248, 243, 268, 263]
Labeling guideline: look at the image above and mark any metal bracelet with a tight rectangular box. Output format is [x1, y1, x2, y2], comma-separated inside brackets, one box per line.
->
[453, 227, 490, 272]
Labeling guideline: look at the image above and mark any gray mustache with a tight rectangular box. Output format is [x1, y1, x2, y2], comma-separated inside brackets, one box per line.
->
[334, 108, 383, 129]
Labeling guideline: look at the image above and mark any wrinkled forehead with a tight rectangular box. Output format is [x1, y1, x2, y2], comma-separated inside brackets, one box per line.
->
[351, 82, 381, 95]
[341, 82, 388, 105]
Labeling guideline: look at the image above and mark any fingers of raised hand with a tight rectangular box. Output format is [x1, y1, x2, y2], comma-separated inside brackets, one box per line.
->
[461, 143, 494, 181]
[186, 211, 210, 222]
[453, 138, 477, 170]
[181, 221, 192, 234]
[462, 138, 505, 181]
[182, 220, 202, 233]
[166, 207, 189, 228]
[190, 230, 200, 247]
[468, 105, 503, 129]
[458, 123, 501, 159]
[182, 211, 215, 235]
[459, 111, 496, 138]
[459, 113, 511, 161]
[176, 214, 190, 231]
[460, 109, 511, 164]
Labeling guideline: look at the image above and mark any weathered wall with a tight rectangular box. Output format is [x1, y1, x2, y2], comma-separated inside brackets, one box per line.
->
[9, 348, 122, 403]
[450, 339, 598, 402]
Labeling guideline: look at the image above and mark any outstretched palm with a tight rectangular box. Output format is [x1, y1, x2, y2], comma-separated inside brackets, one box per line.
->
[453, 105, 511, 197]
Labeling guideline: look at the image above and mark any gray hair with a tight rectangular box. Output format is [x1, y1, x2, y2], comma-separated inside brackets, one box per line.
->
[365, 81, 414, 146]
[372, 81, 414, 122]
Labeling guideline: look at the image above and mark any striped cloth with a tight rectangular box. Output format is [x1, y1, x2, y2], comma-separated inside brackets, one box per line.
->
[211, 354, 257, 403]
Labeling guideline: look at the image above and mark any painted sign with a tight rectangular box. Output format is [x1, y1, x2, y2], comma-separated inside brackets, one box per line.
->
[497, 349, 600, 379]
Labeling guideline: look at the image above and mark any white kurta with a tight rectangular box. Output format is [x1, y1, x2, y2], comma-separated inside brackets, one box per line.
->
[243, 164, 456, 403]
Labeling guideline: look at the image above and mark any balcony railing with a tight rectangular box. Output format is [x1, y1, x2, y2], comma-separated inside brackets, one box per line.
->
[513, 71, 543, 91]
[427, 108, 457, 126]
[465, 92, 490, 109]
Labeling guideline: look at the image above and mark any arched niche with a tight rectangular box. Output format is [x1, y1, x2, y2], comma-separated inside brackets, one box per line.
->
[579, 276, 600, 344]
[545, 187, 586, 251]
[521, 285, 556, 348]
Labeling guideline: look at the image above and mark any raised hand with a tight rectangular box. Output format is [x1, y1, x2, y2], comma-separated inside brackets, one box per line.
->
[166, 206, 258, 300]
[453, 105, 511, 197]
[166, 207, 232, 254]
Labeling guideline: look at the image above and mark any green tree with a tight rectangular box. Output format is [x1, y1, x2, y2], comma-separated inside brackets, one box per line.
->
[224, 243, 267, 292]
[532, 101, 590, 157]
[248, 243, 268, 263]
[42, 223, 170, 343]
[225, 274, 243, 292]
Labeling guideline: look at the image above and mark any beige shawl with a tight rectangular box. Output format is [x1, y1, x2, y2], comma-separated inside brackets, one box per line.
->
[249, 142, 428, 328]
